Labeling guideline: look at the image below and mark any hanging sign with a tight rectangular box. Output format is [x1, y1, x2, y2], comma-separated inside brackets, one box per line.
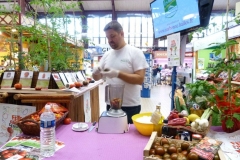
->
[167, 32, 180, 66]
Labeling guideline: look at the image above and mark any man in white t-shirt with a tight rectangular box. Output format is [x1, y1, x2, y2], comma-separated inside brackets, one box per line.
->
[92, 20, 149, 124]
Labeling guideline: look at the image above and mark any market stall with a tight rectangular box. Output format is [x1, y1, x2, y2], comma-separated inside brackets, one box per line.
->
[0, 80, 104, 122]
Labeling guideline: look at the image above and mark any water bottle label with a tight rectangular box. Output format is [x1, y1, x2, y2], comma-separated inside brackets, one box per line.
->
[40, 120, 55, 128]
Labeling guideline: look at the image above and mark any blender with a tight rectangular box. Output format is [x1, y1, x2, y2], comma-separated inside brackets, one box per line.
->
[97, 84, 129, 134]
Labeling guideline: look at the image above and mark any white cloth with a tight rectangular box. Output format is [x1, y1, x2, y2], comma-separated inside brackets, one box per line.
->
[98, 44, 149, 106]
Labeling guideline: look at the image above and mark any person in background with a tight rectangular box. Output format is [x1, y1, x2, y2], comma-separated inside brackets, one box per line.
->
[92, 20, 149, 124]
[152, 64, 158, 86]
[185, 63, 189, 68]
[157, 64, 162, 85]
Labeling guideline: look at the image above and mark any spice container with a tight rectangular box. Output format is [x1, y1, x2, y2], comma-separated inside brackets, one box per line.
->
[192, 134, 202, 143]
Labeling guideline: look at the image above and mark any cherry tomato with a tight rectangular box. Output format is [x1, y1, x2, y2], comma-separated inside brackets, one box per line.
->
[63, 118, 71, 125]
[14, 83, 22, 90]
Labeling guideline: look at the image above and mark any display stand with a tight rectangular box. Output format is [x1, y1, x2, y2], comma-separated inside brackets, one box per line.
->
[141, 53, 152, 98]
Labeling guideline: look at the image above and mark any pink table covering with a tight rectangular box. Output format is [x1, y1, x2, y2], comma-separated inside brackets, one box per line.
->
[47, 123, 149, 160]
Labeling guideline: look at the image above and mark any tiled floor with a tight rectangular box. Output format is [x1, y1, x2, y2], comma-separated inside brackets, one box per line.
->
[98, 83, 172, 118]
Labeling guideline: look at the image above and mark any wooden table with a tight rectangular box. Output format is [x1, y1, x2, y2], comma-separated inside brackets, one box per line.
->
[0, 80, 104, 122]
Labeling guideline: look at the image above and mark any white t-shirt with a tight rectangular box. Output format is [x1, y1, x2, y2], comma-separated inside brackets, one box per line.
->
[99, 44, 149, 106]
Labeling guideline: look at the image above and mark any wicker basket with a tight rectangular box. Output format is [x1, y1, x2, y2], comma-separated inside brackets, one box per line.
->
[17, 111, 68, 136]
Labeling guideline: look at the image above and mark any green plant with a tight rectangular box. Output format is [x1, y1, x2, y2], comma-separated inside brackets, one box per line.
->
[186, 80, 216, 110]
[205, 0, 240, 130]
[0, 0, 88, 71]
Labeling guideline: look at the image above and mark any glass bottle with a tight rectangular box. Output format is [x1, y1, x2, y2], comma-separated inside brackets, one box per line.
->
[151, 103, 163, 137]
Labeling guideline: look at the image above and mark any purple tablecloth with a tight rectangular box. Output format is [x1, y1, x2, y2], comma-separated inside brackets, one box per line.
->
[46, 123, 149, 160]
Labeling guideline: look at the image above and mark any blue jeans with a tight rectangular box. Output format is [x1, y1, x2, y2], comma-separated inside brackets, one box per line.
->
[107, 105, 141, 124]
[152, 75, 157, 85]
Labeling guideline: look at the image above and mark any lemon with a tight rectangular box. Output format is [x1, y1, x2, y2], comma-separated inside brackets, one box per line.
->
[188, 114, 200, 122]
[183, 117, 190, 124]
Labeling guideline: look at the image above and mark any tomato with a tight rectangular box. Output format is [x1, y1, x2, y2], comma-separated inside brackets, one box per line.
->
[3, 152, 14, 159]
[74, 82, 82, 88]
[63, 118, 71, 125]
[14, 83, 22, 90]
[69, 84, 75, 89]
[35, 87, 42, 91]
[83, 81, 89, 86]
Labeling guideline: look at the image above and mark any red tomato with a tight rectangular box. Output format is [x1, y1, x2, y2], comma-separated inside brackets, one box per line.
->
[74, 82, 82, 88]
[35, 87, 42, 91]
[63, 118, 71, 125]
[14, 83, 22, 90]
[69, 84, 75, 89]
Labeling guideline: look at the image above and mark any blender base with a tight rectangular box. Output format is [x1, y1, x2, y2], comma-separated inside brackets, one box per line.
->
[97, 111, 129, 134]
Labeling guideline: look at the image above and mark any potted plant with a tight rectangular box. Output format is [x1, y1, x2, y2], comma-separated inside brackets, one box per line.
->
[185, 81, 216, 108]
[204, 0, 240, 132]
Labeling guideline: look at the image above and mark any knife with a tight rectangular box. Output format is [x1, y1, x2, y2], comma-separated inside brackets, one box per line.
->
[88, 121, 97, 132]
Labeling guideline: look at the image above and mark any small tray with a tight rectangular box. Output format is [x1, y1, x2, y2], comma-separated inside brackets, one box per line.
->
[17, 111, 68, 136]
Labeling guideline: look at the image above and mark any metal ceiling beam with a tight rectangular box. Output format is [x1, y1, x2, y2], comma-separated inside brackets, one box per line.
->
[111, 0, 116, 20]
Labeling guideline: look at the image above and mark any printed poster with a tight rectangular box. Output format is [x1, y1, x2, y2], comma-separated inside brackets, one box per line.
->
[0, 135, 65, 160]
[59, 72, 68, 86]
[35, 72, 51, 89]
[19, 71, 33, 88]
[83, 91, 91, 122]
[198, 58, 204, 69]
[167, 32, 180, 66]
[0, 103, 36, 145]
[71, 72, 78, 82]
[76, 71, 85, 81]
[1, 72, 15, 88]
[64, 72, 76, 84]
[52, 73, 65, 89]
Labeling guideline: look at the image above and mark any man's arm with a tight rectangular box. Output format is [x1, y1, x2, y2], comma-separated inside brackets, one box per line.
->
[118, 69, 146, 85]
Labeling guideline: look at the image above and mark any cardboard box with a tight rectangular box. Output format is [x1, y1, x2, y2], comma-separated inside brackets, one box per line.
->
[0, 103, 36, 146]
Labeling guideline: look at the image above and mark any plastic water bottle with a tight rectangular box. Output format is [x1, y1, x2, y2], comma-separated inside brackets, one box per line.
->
[40, 105, 55, 157]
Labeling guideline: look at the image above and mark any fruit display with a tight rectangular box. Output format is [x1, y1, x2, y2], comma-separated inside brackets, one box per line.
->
[166, 108, 212, 135]
[20, 103, 68, 125]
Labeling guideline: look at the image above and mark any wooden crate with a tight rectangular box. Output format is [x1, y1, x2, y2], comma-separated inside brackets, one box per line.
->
[143, 132, 226, 160]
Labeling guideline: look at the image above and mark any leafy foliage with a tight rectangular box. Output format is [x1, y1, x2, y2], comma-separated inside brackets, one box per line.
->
[186, 81, 216, 109]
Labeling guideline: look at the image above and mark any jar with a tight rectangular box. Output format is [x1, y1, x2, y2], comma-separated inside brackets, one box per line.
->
[181, 131, 190, 141]
[192, 134, 202, 143]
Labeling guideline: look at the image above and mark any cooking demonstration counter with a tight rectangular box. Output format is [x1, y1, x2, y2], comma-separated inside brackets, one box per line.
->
[51, 123, 149, 160]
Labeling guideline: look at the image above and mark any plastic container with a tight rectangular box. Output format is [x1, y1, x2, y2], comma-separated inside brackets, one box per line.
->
[40, 105, 56, 157]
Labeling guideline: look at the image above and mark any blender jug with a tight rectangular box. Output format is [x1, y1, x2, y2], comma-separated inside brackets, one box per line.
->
[105, 84, 126, 117]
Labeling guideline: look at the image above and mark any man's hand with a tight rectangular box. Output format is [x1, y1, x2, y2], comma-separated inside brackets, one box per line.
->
[92, 67, 101, 75]
[101, 69, 119, 78]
